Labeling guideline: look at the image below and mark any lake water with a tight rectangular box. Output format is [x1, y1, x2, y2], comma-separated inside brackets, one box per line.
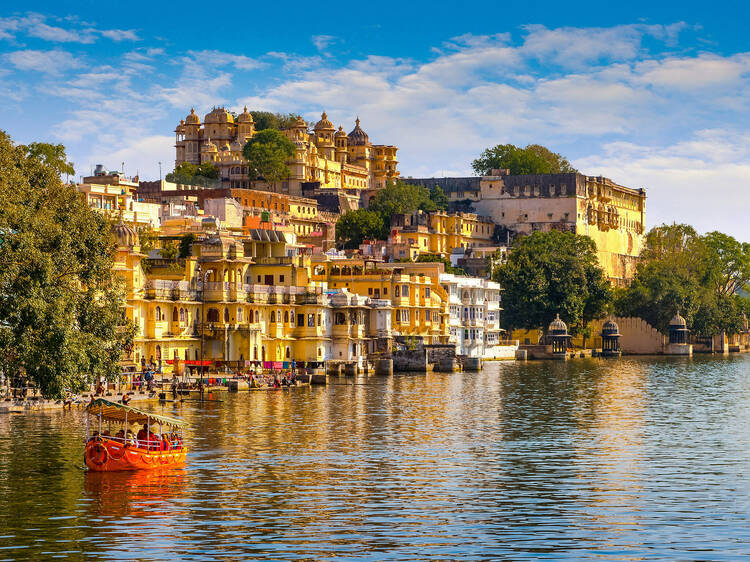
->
[2, 356, 750, 560]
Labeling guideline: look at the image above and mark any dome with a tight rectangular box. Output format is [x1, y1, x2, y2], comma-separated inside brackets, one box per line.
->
[202, 139, 218, 153]
[314, 111, 334, 131]
[335, 125, 347, 138]
[669, 312, 687, 327]
[601, 318, 620, 336]
[348, 117, 370, 146]
[548, 314, 568, 335]
[185, 108, 200, 125]
[204, 106, 234, 124]
[293, 115, 307, 129]
[237, 106, 253, 124]
[113, 220, 138, 248]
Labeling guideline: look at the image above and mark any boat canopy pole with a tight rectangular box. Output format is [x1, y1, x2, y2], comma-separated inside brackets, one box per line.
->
[99, 404, 103, 434]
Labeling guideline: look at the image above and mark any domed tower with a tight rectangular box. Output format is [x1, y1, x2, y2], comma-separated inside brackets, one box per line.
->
[335, 125, 349, 164]
[204, 106, 235, 141]
[182, 108, 202, 165]
[600, 317, 621, 357]
[290, 115, 308, 142]
[113, 220, 140, 251]
[348, 117, 371, 170]
[668, 312, 688, 344]
[237, 106, 254, 143]
[547, 314, 570, 358]
[313, 111, 336, 160]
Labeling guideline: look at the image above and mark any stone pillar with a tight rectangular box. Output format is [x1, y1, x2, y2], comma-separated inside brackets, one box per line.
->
[374, 359, 393, 376]
[464, 357, 482, 371]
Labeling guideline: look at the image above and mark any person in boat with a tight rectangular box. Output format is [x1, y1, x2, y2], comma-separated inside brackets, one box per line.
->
[126, 429, 136, 446]
[137, 424, 148, 448]
[273, 376, 281, 389]
[121, 393, 130, 405]
[115, 429, 125, 441]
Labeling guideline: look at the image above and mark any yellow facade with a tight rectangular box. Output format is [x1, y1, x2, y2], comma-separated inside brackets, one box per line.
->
[388, 210, 495, 260]
[310, 258, 450, 345]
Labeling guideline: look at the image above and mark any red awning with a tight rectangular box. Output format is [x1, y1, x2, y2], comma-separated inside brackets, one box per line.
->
[166, 359, 213, 366]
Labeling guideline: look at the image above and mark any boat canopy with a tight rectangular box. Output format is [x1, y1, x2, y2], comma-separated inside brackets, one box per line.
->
[86, 398, 188, 428]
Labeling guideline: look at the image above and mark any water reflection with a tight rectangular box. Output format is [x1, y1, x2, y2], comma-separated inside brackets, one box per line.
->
[1, 356, 750, 558]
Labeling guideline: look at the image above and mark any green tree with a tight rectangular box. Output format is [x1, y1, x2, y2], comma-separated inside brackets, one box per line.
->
[137, 225, 158, 254]
[0, 131, 134, 398]
[429, 185, 448, 210]
[179, 233, 196, 259]
[23, 142, 75, 178]
[369, 181, 436, 228]
[242, 129, 296, 189]
[250, 111, 300, 131]
[165, 162, 219, 186]
[616, 223, 750, 335]
[472, 143, 577, 176]
[335, 209, 385, 249]
[493, 230, 610, 332]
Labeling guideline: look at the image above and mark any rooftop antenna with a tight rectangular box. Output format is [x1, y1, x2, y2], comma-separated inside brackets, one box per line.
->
[159, 161, 162, 182]
[121, 161, 125, 174]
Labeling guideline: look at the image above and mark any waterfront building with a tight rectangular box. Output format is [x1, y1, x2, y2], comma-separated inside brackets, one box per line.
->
[440, 273, 507, 358]
[309, 257, 451, 346]
[173, 107, 399, 198]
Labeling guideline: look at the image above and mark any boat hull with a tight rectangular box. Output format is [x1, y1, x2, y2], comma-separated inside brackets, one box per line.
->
[84, 439, 187, 472]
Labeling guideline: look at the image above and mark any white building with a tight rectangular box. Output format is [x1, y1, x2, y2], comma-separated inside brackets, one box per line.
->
[440, 273, 513, 359]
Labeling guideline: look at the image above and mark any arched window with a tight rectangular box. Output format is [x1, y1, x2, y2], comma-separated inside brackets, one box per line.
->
[253, 346, 258, 360]
[172, 307, 178, 322]
[284, 311, 289, 323]
[254, 310, 259, 323]
[155, 306, 162, 321]
[237, 308, 243, 322]
[394, 286, 400, 298]
[286, 347, 291, 359]
[335, 312, 346, 325]
[271, 311, 276, 322]
[207, 308, 220, 323]
[224, 308, 229, 322]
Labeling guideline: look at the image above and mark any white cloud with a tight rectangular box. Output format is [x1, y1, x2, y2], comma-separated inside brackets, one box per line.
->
[574, 130, 750, 239]
[6, 49, 82, 74]
[0, 13, 139, 44]
[312, 35, 337, 52]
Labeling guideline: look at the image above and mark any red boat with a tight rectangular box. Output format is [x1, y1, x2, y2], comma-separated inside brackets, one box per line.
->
[84, 399, 188, 472]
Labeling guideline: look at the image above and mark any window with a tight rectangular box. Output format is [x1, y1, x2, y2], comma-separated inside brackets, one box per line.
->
[402, 285, 409, 297]
[280, 275, 285, 283]
[394, 286, 400, 298]
[297, 314, 304, 327]
[254, 310, 259, 323]
[425, 287, 430, 298]
[155, 306, 161, 321]
[317, 314, 321, 326]
[271, 311, 276, 322]
[308, 314, 315, 327]
[284, 311, 289, 323]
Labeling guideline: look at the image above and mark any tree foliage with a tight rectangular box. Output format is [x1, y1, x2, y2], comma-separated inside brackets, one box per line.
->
[428, 185, 448, 210]
[472, 143, 577, 176]
[165, 162, 219, 186]
[493, 230, 610, 332]
[0, 131, 134, 398]
[242, 129, 296, 187]
[22, 142, 75, 178]
[335, 209, 385, 249]
[369, 181, 437, 226]
[615, 223, 750, 335]
[249, 111, 301, 131]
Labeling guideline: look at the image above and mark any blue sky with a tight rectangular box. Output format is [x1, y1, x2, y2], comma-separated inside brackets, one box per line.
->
[2, 1, 750, 239]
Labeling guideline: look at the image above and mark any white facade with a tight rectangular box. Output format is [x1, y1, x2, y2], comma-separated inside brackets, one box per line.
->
[440, 273, 509, 359]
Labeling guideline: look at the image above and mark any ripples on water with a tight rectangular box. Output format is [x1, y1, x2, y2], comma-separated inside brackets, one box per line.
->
[1, 356, 750, 559]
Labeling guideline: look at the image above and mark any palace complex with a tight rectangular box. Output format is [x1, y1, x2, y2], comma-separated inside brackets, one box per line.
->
[405, 171, 647, 285]
[174, 107, 399, 203]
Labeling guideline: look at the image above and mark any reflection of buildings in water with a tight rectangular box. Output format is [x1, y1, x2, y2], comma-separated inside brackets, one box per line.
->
[572, 359, 647, 545]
